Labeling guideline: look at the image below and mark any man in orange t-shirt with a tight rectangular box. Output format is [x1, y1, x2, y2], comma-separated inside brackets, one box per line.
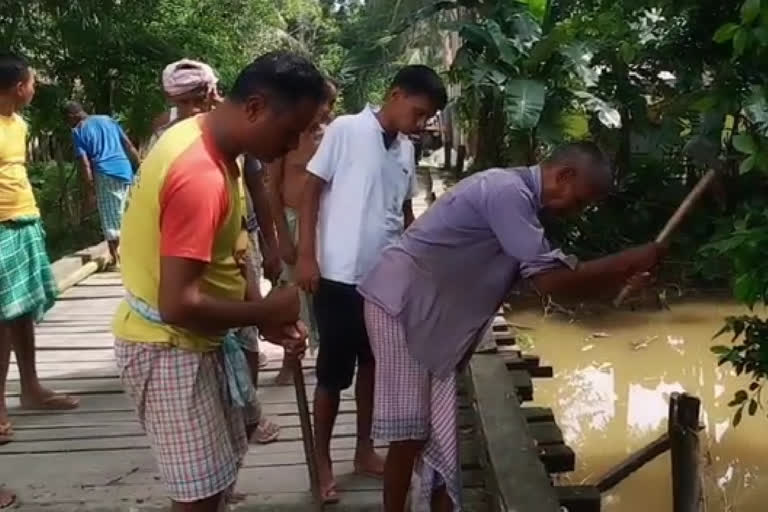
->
[112, 52, 327, 512]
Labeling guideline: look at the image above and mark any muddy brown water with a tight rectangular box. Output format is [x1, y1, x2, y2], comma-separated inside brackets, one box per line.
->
[507, 299, 767, 511]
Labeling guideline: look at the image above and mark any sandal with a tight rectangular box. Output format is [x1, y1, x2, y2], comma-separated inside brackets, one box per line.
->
[318, 483, 339, 505]
[0, 487, 15, 509]
[0, 422, 13, 445]
[250, 418, 280, 444]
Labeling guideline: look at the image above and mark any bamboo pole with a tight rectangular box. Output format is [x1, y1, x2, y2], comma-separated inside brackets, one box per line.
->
[613, 169, 718, 307]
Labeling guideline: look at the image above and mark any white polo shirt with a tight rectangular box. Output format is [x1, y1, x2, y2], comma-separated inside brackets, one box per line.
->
[307, 105, 416, 285]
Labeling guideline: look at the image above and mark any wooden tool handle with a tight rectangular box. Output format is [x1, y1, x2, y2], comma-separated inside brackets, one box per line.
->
[613, 169, 717, 307]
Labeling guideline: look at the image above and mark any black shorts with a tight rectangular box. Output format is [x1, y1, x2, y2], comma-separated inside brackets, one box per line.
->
[314, 278, 374, 391]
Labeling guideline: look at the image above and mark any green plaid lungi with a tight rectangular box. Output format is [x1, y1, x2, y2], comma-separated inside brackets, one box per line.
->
[95, 172, 130, 241]
[0, 216, 58, 322]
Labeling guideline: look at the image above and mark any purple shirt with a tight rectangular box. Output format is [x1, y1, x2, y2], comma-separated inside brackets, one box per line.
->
[358, 166, 576, 377]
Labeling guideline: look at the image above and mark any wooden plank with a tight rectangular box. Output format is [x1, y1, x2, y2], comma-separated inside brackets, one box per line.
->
[0, 433, 387, 455]
[510, 369, 533, 401]
[468, 353, 560, 511]
[539, 444, 575, 473]
[7, 393, 358, 415]
[556, 486, 601, 512]
[528, 422, 564, 446]
[521, 407, 555, 423]
[503, 354, 554, 378]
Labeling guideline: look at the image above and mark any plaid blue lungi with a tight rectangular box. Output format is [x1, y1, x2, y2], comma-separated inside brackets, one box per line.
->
[94, 172, 130, 241]
[0, 216, 58, 322]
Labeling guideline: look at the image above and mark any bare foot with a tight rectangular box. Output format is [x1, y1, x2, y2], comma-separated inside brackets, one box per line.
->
[0, 487, 15, 509]
[273, 367, 293, 386]
[316, 455, 338, 504]
[354, 448, 385, 479]
[226, 491, 246, 505]
[19, 388, 79, 411]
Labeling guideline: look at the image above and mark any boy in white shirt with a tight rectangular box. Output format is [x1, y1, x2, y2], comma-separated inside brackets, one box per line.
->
[295, 65, 447, 504]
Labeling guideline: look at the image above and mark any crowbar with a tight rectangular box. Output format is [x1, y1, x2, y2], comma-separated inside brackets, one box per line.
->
[290, 357, 323, 510]
[613, 168, 718, 307]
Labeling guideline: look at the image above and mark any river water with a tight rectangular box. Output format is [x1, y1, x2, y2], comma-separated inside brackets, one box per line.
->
[507, 299, 767, 512]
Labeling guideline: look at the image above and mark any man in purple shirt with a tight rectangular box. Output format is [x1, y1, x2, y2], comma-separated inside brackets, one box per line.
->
[357, 142, 664, 511]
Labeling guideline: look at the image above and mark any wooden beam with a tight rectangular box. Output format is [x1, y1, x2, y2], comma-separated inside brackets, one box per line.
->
[539, 444, 575, 473]
[468, 354, 561, 511]
[509, 370, 533, 401]
[521, 407, 555, 423]
[595, 432, 670, 492]
[669, 393, 702, 512]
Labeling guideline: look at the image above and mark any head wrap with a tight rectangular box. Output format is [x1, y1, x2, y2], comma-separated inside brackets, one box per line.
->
[161, 59, 218, 98]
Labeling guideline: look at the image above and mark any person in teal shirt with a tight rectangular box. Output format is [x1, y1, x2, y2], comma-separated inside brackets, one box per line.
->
[66, 102, 140, 266]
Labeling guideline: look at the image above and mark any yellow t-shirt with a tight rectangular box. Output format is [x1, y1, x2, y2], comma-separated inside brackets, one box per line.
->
[0, 113, 39, 221]
[112, 116, 246, 352]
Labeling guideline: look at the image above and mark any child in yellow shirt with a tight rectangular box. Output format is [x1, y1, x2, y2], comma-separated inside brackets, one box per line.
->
[0, 54, 79, 455]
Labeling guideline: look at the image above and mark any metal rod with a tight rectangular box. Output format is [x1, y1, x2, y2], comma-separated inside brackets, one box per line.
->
[291, 357, 322, 510]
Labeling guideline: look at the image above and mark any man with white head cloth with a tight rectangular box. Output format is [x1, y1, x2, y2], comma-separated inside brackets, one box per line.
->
[148, 59, 222, 149]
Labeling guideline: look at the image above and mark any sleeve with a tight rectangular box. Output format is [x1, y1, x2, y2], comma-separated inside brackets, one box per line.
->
[113, 119, 127, 138]
[484, 180, 577, 279]
[306, 119, 342, 182]
[159, 166, 229, 262]
[72, 131, 86, 158]
[405, 141, 417, 200]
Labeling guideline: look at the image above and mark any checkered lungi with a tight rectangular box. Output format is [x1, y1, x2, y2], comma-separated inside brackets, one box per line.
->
[364, 301, 461, 512]
[0, 217, 58, 322]
[94, 172, 130, 241]
[115, 339, 261, 502]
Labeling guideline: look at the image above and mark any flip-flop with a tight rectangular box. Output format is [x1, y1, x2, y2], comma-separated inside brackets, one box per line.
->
[0, 422, 13, 445]
[318, 483, 339, 505]
[250, 418, 280, 444]
[19, 394, 79, 411]
[0, 487, 16, 509]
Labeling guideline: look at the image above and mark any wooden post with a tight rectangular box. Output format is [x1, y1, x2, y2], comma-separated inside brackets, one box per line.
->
[669, 392, 702, 512]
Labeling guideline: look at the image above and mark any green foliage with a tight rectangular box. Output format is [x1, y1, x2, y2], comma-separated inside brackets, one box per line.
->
[712, 315, 768, 425]
[26, 162, 101, 261]
[706, 0, 768, 424]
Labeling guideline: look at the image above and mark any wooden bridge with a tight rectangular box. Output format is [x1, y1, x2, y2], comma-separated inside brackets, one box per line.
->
[0, 172, 603, 511]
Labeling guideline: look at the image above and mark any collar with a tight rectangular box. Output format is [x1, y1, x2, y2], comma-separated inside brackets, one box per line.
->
[363, 104, 402, 148]
[363, 104, 384, 132]
[521, 165, 543, 211]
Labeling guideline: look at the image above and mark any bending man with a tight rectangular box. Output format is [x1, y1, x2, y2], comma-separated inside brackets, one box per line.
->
[358, 142, 664, 511]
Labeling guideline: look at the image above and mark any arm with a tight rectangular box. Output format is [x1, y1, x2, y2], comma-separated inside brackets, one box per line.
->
[529, 244, 662, 298]
[243, 156, 280, 282]
[77, 154, 94, 187]
[296, 175, 325, 293]
[157, 162, 300, 331]
[296, 120, 341, 293]
[120, 132, 141, 170]
[403, 199, 415, 228]
[265, 158, 297, 264]
[159, 256, 299, 331]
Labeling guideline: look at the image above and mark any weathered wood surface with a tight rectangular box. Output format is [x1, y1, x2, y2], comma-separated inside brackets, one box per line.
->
[468, 353, 561, 512]
[2, 265, 490, 510]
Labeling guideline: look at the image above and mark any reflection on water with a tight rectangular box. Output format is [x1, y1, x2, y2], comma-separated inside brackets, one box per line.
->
[508, 300, 767, 511]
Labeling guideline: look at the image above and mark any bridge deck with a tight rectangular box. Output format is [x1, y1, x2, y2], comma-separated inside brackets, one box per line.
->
[0, 171, 493, 511]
